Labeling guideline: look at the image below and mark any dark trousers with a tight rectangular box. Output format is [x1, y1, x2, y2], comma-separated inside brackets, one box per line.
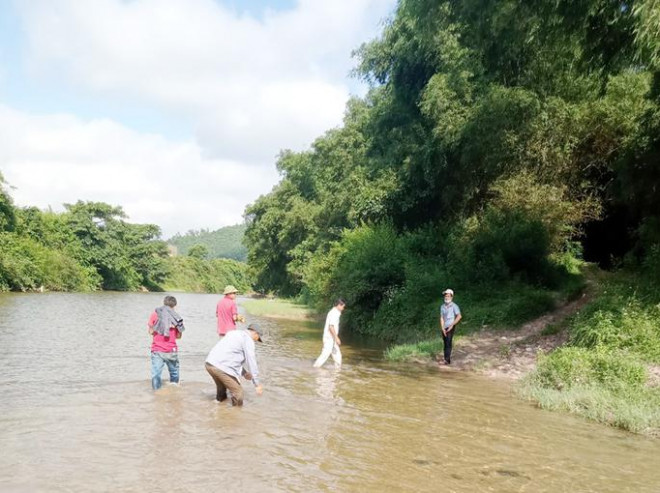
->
[205, 363, 244, 406]
[442, 329, 454, 363]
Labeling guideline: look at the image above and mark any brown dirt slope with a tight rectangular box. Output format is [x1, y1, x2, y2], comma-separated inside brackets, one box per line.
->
[440, 292, 592, 380]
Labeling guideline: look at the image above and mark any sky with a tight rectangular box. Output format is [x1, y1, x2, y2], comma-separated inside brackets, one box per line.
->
[0, 0, 395, 238]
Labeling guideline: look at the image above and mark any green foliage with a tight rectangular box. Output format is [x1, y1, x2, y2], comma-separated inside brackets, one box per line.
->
[531, 347, 647, 391]
[519, 381, 660, 436]
[63, 201, 168, 291]
[168, 224, 247, 261]
[0, 193, 173, 292]
[244, 0, 660, 354]
[162, 256, 251, 294]
[304, 224, 406, 329]
[567, 276, 660, 362]
[0, 172, 16, 232]
[385, 339, 445, 362]
[522, 270, 660, 435]
[0, 232, 99, 291]
[187, 244, 209, 260]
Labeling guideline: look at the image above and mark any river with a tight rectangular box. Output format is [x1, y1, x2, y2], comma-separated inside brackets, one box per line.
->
[1, 292, 659, 492]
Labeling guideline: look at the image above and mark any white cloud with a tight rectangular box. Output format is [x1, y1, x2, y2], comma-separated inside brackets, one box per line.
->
[0, 104, 279, 237]
[16, 0, 395, 161]
[1, 0, 396, 236]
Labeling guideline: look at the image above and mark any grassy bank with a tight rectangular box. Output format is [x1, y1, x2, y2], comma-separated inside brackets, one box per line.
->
[383, 266, 660, 435]
[241, 298, 318, 321]
[520, 271, 660, 435]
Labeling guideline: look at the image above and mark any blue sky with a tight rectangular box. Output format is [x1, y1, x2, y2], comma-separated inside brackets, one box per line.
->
[0, 0, 395, 236]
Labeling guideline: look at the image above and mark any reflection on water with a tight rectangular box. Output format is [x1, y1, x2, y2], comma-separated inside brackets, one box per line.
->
[1, 292, 659, 492]
[315, 368, 341, 401]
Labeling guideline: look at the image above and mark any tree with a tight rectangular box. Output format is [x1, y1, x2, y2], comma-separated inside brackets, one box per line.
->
[0, 172, 16, 232]
[187, 244, 209, 260]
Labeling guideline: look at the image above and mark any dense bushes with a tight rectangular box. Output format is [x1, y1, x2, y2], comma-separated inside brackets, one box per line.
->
[0, 182, 252, 294]
[245, 1, 660, 345]
[0, 233, 99, 291]
[163, 256, 251, 293]
[566, 276, 660, 362]
[303, 215, 568, 342]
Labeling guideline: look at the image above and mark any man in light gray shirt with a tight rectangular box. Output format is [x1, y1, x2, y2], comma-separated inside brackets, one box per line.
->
[205, 324, 264, 406]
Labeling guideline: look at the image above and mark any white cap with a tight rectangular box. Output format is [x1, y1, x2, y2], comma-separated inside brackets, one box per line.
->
[443, 289, 454, 296]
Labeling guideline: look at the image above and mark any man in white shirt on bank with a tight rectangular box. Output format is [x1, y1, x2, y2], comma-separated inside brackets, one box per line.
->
[313, 298, 346, 369]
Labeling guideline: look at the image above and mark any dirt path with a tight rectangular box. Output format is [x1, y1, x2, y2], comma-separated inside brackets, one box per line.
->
[438, 292, 593, 380]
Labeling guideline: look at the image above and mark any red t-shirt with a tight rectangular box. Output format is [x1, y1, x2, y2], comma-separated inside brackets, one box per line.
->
[216, 296, 238, 335]
[148, 311, 179, 353]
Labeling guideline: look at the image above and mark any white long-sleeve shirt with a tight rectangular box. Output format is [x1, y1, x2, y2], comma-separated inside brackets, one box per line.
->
[206, 330, 261, 386]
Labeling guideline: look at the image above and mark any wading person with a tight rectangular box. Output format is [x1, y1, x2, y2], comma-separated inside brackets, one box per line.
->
[205, 323, 264, 406]
[216, 285, 244, 337]
[313, 298, 346, 369]
[148, 295, 185, 390]
[440, 288, 461, 365]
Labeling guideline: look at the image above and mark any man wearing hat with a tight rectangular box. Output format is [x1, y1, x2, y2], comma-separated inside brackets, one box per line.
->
[440, 288, 461, 365]
[205, 324, 264, 406]
[216, 285, 243, 337]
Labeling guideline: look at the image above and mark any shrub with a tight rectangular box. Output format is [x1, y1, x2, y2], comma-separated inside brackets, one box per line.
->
[0, 232, 98, 291]
[162, 256, 252, 293]
[305, 223, 407, 331]
[568, 278, 660, 362]
[531, 347, 647, 391]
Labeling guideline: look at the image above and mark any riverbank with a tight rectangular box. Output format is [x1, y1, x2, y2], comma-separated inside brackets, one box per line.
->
[388, 270, 660, 437]
[239, 279, 660, 436]
[433, 289, 592, 380]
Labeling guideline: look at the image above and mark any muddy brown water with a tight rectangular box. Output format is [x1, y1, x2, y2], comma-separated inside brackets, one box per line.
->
[1, 292, 659, 492]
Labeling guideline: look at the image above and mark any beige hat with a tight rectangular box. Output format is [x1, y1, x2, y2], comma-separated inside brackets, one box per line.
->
[223, 285, 239, 295]
[443, 288, 454, 296]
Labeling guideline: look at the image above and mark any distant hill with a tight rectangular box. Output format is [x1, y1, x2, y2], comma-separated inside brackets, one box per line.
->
[168, 224, 247, 261]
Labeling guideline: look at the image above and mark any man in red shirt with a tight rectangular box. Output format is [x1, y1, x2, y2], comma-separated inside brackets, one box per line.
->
[216, 285, 243, 337]
[148, 295, 185, 390]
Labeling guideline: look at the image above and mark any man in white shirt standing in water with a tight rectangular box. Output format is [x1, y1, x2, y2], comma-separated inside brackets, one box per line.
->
[313, 298, 346, 369]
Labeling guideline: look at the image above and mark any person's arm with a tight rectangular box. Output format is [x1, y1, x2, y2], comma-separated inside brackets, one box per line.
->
[232, 301, 239, 322]
[440, 312, 447, 336]
[328, 324, 341, 346]
[148, 312, 157, 336]
[446, 313, 461, 332]
[244, 341, 263, 394]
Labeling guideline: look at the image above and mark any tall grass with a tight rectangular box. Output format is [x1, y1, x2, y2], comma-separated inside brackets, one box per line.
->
[522, 272, 660, 435]
[519, 383, 660, 436]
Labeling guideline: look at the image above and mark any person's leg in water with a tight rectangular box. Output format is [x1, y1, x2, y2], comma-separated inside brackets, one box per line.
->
[151, 352, 166, 390]
[206, 363, 227, 401]
[313, 341, 334, 368]
[330, 344, 342, 369]
[163, 352, 180, 385]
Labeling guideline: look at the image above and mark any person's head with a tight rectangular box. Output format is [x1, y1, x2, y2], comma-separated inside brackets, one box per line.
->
[163, 295, 177, 308]
[443, 289, 454, 304]
[247, 323, 263, 342]
[334, 298, 347, 311]
[223, 285, 239, 299]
